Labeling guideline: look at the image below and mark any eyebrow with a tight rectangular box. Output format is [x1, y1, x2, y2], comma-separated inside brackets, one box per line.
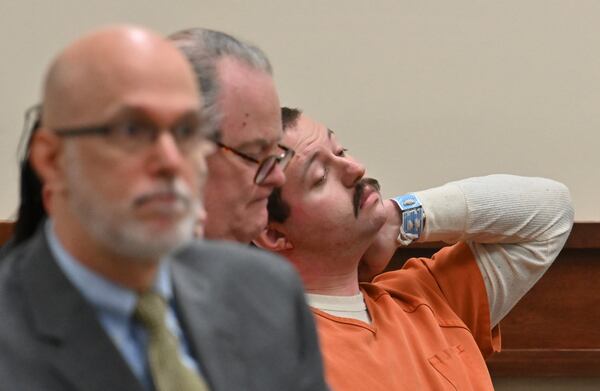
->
[103, 105, 213, 138]
[301, 129, 335, 180]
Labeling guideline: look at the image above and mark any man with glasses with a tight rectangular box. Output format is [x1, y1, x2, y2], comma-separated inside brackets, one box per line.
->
[3, 28, 293, 251]
[255, 107, 574, 390]
[169, 29, 294, 243]
[0, 26, 327, 391]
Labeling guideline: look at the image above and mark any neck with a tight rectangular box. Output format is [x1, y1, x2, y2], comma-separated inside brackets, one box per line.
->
[286, 246, 366, 296]
[356, 199, 404, 281]
[303, 269, 361, 296]
[53, 218, 159, 292]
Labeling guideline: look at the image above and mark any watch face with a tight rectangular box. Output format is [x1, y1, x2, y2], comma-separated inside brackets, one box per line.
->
[394, 194, 422, 211]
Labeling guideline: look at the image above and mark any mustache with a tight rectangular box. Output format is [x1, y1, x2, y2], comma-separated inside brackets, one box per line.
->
[353, 177, 381, 218]
[133, 181, 192, 209]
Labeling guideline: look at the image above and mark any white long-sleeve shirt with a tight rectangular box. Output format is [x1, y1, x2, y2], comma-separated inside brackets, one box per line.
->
[308, 175, 574, 327]
[415, 174, 574, 326]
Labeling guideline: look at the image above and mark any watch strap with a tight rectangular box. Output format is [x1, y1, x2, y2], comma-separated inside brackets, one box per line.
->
[391, 194, 425, 246]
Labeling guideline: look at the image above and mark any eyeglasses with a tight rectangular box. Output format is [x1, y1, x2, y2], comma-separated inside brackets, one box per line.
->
[53, 117, 213, 154]
[216, 142, 295, 184]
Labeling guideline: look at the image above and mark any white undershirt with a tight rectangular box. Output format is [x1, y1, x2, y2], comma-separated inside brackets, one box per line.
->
[309, 175, 574, 328]
[306, 292, 371, 323]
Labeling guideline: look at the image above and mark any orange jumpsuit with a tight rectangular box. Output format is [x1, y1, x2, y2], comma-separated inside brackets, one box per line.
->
[314, 243, 500, 390]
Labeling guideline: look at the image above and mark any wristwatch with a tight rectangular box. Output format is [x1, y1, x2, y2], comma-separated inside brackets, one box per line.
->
[391, 194, 425, 246]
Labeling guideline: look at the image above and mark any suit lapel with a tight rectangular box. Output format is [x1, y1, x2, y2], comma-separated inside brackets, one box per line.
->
[19, 233, 143, 391]
[171, 256, 248, 390]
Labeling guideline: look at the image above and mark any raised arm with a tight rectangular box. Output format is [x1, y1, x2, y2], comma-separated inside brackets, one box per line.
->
[361, 174, 574, 326]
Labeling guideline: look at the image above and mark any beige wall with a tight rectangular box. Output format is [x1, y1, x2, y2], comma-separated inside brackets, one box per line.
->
[1, 1, 599, 388]
[1, 1, 599, 221]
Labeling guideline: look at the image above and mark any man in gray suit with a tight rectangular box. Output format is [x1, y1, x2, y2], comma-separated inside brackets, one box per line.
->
[0, 25, 327, 391]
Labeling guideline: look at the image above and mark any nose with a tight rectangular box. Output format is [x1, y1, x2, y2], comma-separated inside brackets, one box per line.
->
[147, 131, 186, 176]
[340, 157, 366, 187]
[259, 162, 286, 188]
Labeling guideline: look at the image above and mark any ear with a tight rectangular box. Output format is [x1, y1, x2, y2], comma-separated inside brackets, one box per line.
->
[254, 225, 293, 252]
[29, 129, 65, 193]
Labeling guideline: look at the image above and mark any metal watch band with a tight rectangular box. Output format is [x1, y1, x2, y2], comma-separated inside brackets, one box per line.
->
[391, 194, 425, 246]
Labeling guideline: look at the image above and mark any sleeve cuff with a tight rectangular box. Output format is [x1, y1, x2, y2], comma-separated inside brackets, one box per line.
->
[414, 182, 468, 243]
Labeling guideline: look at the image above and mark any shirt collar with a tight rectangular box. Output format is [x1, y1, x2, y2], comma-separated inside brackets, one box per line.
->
[45, 220, 173, 319]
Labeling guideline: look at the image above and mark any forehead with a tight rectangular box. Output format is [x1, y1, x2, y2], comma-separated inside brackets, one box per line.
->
[284, 115, 332, 155]
[282, 115, 335, 176]
[216, 57, 281, 147]
[56, 42, 201, 126]
[102, 58, 201, 122]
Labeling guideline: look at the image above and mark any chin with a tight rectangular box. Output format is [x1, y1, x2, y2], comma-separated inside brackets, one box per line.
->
[144, 216, 183, 233]
[232, 227, 260, 244]
[363, 211, 387, 235]
[248, 205, 268, 225]
[92, 219, 193, 261]
[230, 210, 267, 243]
[241, 219, 268, 243]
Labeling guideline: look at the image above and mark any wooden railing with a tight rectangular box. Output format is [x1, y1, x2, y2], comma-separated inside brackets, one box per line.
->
[0, 222, 13, 245]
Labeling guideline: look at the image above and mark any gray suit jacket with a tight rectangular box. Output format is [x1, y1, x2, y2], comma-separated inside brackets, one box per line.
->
[0, 231, 328, 391]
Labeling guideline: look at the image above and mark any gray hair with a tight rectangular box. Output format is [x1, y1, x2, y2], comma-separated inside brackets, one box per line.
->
[168, 28, 273, 139]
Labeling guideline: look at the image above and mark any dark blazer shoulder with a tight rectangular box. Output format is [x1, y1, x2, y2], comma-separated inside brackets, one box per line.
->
[0, 231, 144, 391]
[170, 240, 328, 391]
[173, 239, 299, 287]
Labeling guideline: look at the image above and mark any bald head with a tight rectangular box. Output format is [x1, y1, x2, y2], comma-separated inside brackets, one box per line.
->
[42, 25, 201, 129]
[28, 24, 212, 272]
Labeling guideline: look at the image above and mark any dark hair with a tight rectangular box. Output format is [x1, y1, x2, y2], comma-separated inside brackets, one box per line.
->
[267, 187, 290, 223]
[265, 106, 303, 224]
[13, 112, 46, 246]
[281, 107, 302, 131]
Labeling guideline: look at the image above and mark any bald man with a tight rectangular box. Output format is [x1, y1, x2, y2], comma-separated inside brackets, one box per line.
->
[0, 26, 327, 391]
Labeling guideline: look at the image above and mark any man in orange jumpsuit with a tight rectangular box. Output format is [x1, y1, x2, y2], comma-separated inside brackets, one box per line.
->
[255, 107, 574, 390]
